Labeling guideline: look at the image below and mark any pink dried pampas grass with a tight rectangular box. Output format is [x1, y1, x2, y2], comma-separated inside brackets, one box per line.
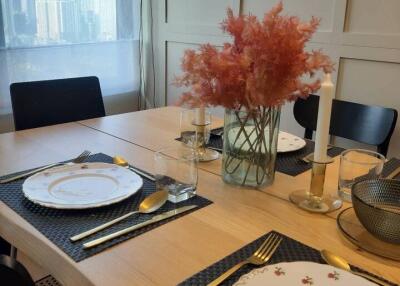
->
[175, 1, 334, 110]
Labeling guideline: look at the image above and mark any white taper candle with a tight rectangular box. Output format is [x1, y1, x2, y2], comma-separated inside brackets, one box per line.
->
[195, 106, 206, 126]
[314, 73, 334, 162]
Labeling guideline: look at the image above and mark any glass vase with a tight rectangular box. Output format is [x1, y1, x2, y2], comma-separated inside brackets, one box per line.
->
[222, 107, 281, 187]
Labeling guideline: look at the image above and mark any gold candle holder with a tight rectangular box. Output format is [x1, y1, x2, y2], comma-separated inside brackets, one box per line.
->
[289, 155, 342, 213]
[180, 108, 219, 162]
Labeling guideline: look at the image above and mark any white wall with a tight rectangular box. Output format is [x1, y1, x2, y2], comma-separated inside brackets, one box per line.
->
[152, 0, 400, 158]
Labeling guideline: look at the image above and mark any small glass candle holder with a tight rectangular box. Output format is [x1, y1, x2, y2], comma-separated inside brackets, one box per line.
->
[180, 108, 219, 162]
[289, 156, 342, 213]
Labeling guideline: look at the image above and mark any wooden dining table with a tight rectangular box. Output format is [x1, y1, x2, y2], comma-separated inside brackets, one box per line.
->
[0, 106, 399, 285]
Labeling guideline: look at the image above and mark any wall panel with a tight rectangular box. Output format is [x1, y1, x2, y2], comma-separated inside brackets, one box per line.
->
[243, 0, 335, 32]
[167, 0, 234, 26]
[345, 0, 400, 34]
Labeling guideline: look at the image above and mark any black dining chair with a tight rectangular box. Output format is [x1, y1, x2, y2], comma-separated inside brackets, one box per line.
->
[293, 94, 398, 157]
[10, 76, 106, 131]
[0, 255, 61, 286]
[0, 255, 35, 286]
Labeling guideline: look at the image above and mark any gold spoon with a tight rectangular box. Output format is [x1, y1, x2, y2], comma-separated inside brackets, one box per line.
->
[113, 156, 155, 181]
[321, 249, 390, 286]
[70, 190, 168, 241]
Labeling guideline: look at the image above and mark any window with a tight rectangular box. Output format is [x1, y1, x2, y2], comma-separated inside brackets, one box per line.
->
[1, 0, 138, 48]
[0, 0, 140, 116]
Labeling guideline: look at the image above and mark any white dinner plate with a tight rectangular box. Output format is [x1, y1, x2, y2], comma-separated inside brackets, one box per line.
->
[226, 127, 306, 153]
[277, 131, 306, 153]
[23, 162, 143, 209]
[233, 262, 374, 286]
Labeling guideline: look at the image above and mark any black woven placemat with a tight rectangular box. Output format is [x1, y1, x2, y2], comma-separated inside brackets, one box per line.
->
[382, 158, 400, 179]
[352, 157, 400, 184]
[0, 153, 212, 262]
[179, 231, 398, 285]
[176, 131, 344, 176]
[276, 140, 344, 176]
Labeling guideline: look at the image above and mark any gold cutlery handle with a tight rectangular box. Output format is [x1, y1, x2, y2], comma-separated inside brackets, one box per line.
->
[207, 261, 246, 286]
[83, 218, 156, 249]
[386, 166, 400, 179]
[352, 270, 391, 286]
[83, 205, 197, 249]
[70, 211, 139, 242]
[0, 163, 60, 184]
[128, 167, 155, 182]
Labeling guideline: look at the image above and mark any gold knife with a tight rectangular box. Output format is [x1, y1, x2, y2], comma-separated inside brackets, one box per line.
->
[128, 166, 155, 182]
[83, 205, 197, 249]
[386, 166, 400, 179]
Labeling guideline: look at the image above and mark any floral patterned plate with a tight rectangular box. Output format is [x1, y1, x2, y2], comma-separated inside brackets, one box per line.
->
[277, 131, 306, 153]
[233, 262, 374, 285]
[227, 127, 306, 153]
[23, 163, 143, 209]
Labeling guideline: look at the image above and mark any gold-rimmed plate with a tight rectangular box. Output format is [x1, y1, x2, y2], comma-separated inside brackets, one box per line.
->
[23, 163, 143, 209]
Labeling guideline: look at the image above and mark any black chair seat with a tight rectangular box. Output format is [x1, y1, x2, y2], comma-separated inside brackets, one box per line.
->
[0, 255, 35, 286]
[10, 76, 105, 131]
[0, 255, 62, 286]
[293, 94, 398, 157]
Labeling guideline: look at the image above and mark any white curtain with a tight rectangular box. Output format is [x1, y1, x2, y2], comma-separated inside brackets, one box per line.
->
[0, 0, 140, 115]
[138, 0, 156, 110]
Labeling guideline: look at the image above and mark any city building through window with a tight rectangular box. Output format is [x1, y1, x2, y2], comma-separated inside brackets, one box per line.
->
[1, 0, 137, 48]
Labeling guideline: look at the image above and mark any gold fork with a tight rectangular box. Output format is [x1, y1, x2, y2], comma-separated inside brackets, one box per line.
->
[207, 233, 282, 286]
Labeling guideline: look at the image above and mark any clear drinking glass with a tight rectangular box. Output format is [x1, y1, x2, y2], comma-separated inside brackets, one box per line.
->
[154, 145, 198, 203]
[180, 108, 211, 148]
[338, 149, 385, 202]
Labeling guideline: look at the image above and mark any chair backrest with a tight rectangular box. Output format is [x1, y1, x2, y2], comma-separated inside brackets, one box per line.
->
[293, 94, 398, 157]
[10, 76, 105, 131]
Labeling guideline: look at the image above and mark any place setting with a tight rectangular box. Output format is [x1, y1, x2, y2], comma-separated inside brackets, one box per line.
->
[0, 151, 212, 261]
[180, 231, 396, 286]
